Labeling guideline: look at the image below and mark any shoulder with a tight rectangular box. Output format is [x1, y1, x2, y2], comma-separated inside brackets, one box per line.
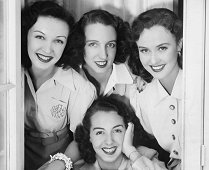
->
[54, 67, 95, 91]
[73, 161, 95, 170]
[114, 63, 133, 84]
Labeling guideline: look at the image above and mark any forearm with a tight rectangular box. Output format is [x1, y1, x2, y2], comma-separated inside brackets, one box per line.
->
[38, 140, 81, 170]
[64, 140, 81, 162]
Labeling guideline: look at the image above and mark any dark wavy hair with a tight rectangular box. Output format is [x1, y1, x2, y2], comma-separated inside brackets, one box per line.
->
[21, 0, 75, 69]
[128, 8, 183, 83]
[62, 9, 132, 71]
[75, 94, 150, 164]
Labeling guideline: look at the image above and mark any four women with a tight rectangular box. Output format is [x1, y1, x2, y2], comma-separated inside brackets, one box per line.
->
[22, 1, 183, 169]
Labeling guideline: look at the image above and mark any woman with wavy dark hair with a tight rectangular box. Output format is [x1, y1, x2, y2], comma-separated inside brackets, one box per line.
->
[128, 8, 183, 170]
[74, 94, 167, 169]
[64, 9, 137, 97]
[22, 1, 96, 169]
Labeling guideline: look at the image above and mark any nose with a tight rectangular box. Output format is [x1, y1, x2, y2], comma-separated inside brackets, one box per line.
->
[105, 133, 113, 145]
[43, 41, 53, 53]
[99, 46, 108, 60]
[149, 52, 157, 64]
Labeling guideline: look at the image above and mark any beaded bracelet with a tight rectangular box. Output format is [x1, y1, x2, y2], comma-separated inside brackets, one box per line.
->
[49, 153, 73, 170]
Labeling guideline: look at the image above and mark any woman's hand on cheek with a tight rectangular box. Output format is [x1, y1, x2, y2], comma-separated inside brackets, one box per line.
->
[122, 122, 136, 157]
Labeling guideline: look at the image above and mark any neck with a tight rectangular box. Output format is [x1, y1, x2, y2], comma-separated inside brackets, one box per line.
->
[96, 154, 123, 170]
[160, 64, 180, 95]
[84, 65, 113, 95]
[29, 66, 57, 91]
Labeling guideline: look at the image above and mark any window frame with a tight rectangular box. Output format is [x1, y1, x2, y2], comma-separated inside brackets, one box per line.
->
[182, 0, 206, 169]
[1, 0, 23, 169]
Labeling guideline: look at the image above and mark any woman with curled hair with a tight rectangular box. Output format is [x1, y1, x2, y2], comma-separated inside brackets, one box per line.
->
[22, 1, 96, 169]
[74, 95, 167, 169]
[64, 9, 137, 97]
[128, 8, 183, 169]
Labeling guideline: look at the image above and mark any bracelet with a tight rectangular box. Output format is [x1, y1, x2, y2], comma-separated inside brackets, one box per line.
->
[49, 153, 73, 170]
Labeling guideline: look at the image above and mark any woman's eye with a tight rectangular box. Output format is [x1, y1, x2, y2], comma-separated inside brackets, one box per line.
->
[114, 129, 122, 133]
[95, 131, 103, 135]
[55, 39, 64, 44]
[107, 43, 116, 48]
[88, 42, 97, 47]
[35, 35, 44, 40]
[159, 46, 168, 51]
[139, 48, 148, 53]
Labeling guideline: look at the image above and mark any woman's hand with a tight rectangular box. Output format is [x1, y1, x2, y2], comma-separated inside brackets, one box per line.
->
[134, 76, 147, 93]
[122, 122, 136, 157]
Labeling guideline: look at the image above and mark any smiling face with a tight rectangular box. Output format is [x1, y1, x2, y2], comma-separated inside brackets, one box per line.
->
[84, 23, 117, 77]
[90, 110, 125, 168]
[136, 25, 180, 83]
[27, 16, 69, 72]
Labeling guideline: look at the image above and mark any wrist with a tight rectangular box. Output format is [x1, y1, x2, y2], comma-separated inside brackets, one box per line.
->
[49, 153, 73, 170]
[126, 147, 137, 158]
[128, 149, 141, 162]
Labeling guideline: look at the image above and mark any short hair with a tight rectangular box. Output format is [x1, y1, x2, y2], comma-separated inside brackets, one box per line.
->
[129, 8, 183, 82]
[63, 9, 132, 71]
[21, 0, 75, 69]
[75, 94, 150, 164]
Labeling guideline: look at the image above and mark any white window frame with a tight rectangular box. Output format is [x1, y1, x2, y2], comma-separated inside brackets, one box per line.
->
[1, 0, 208, 169]
[182, 0, 206, 169]
[1, 0, 23, 170]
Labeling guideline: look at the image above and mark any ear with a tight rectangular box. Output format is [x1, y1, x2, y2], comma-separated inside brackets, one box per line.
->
[177, 38, 183, 52]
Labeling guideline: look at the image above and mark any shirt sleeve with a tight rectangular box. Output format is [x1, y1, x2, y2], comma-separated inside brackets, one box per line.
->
[68, 76, 96, 132]
[132, 155, 167, 170]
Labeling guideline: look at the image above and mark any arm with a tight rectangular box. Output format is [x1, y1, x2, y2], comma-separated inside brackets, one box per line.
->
[122, 123, 167, 170]
[38, 141, 80, 170]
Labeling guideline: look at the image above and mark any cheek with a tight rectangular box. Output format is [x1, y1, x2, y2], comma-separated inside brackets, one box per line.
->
[139, 55, 149, 66]
[55, 45, 66, 55]
[84, 48, 95, 61]
[166, 50, 178, 63]
[108, 49, 116, 60]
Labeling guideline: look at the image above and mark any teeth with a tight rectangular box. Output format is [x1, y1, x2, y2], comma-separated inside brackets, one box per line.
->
[102, 147, 116, 153]
[152, 65, 164, 70]
[96, 61, 107, 66]
[38, 54, 51, 61]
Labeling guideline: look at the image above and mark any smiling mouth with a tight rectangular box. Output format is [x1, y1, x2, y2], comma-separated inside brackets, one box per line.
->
[150, 64, 165, 72]
[95, 61, 107, 68]
[37, 53, 53, 63]
[102, 146, 117, 155]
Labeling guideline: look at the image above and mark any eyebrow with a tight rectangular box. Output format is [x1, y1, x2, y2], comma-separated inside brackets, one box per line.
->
[33, 30, 67, 39]
[138, 43, 170, 48]
[156, 43, 170, 47]
[85, 40, 116, 43]
[92, 124, 124, 131]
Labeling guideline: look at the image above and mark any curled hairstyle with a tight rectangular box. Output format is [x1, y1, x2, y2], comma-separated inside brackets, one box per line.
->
[21, 0, 75, 69]
[75, 94, 150, 164]
[128, 8, 183, 83]
[63, 9, 132, 71]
